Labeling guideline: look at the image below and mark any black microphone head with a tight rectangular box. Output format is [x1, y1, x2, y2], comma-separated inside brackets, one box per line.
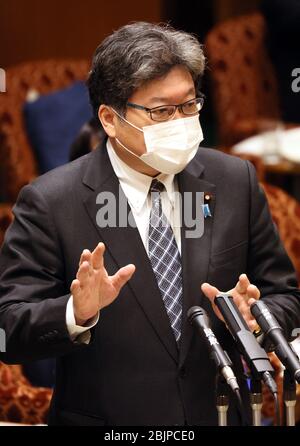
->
[187, 306, 209, 327]
[250, 300, 281, 332]
[187, 306, 202, 321]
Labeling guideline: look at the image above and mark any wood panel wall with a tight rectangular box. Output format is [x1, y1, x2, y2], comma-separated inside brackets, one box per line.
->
[0, 0, 162, 68]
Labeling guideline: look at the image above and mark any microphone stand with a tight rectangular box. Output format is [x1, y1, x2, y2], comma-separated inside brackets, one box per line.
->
[250, 379, 263, 426]
[283, 369, 296, 426]
[216, 374, 229, 426]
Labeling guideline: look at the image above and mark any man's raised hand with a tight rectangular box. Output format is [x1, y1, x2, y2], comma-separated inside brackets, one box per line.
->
[71, 242, 135, 325]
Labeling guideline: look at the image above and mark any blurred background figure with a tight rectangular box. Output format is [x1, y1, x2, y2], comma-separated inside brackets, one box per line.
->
[69, 118, 105, 161]
[261, 0, 300, 123]
[22, 359, 56, 388]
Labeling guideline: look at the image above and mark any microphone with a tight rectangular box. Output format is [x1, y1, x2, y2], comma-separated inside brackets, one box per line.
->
[187, 306, 240, 393]
[214, 294, 277, 395]
[250, 300, 300, 384]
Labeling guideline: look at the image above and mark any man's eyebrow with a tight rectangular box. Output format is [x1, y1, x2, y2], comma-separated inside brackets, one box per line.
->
[147, 88, 196, 106]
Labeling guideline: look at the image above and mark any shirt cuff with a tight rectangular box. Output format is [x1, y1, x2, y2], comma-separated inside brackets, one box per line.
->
[66, 295, 99, 344]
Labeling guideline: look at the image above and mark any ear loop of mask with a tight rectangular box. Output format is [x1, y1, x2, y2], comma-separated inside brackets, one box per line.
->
[110, 107, 145, 160]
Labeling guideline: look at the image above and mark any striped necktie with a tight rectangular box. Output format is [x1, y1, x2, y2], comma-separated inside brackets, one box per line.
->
[148, 179, 183, 343]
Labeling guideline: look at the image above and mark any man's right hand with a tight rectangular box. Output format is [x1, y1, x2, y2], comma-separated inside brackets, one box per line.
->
[71, 242, 135, 326]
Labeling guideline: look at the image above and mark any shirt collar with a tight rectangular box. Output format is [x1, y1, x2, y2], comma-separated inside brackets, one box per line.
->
[106, 139, 175, 212]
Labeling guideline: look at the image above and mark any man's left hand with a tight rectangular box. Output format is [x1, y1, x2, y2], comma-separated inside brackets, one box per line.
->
[201, 273, 260, 331]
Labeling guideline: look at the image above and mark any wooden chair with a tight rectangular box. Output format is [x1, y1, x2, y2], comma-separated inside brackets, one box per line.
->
[0, 204, 13, 247]
[0, 59, 90, 203]
[0, 361, 52, 425]
[205, 12, 280, 146]
[0, 60, 90, 424]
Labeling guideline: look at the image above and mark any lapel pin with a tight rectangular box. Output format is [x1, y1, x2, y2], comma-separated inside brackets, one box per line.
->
[204, 193, 212, 203]
[202, 193, 213, 218]
[202, 203, 212, 218]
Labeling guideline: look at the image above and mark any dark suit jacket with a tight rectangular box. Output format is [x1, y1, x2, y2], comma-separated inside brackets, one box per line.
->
[1, 141, 300, 426]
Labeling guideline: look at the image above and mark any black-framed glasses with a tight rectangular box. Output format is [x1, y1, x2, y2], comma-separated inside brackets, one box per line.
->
[126, 96, 204, 122]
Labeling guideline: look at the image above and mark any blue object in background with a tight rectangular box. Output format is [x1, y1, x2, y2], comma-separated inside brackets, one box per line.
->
[23, 358, 56, 388]
[23, 81, 93, 173]
[22, 82, 92, 388]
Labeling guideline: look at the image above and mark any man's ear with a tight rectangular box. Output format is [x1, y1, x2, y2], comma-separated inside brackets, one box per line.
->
[98, 105, 116, 138]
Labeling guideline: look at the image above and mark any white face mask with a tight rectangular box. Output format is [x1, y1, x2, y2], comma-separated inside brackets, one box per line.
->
[112, 110, 203, 174]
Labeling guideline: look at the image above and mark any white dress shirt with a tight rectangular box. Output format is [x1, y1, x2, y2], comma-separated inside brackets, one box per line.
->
[106, 139, 181, 253]
[66, 139, 181, 342]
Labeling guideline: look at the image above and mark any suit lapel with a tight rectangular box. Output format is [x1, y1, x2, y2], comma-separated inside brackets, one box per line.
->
[177, 161, 216, 367]
[81, 143, 179, 363]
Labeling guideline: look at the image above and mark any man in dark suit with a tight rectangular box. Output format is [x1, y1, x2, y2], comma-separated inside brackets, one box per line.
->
[1, 22, 300, 426]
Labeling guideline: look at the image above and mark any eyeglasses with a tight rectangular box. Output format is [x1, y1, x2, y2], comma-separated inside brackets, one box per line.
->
[126, 96, 204, 122]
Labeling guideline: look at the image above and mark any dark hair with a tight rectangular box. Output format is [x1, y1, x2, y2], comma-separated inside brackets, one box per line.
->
[87, 22, 205, 118]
